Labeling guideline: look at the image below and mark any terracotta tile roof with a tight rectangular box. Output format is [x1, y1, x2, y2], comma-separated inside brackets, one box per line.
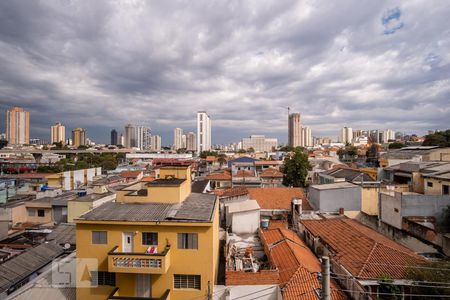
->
[259, 228, 347, 300]
[259, 167, 283, 178]
[206, 171, 232, 181]
[213, 187, 248, 197]
[300, 218, 424, 279]
[233, 170, 255, 177]
[141, 176, 155, 182]
[205, 156, 218, 162]
[268, 219, 289, 230]
[119, 170, 142, 178]
[247, 188, 312, 210]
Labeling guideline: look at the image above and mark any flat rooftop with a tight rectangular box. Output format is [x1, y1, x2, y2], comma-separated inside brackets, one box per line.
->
[310, 182, 358, 190]
[77, 193, 216, 223]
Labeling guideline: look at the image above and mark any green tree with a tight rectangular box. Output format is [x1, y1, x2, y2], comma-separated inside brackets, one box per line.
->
[0, 139, 8, 149]
[279, 145, 294, 152]
[405, 260, 450, 298]
[422, 130, 450, 147]
[237, 149, 246, 154]
[217, 154, 227, 165]
[282, 147, 310, 187]
[377, 277, 402, 300]
[388, 142, 405, 149]
[199, 151, 218, 158]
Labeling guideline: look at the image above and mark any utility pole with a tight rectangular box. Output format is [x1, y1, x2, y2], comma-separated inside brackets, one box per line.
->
[321, 256, 331, 300]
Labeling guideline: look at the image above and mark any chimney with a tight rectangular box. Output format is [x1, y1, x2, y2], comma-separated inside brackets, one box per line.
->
[292, 197, 302, 215]
[339, 207, 344, 215]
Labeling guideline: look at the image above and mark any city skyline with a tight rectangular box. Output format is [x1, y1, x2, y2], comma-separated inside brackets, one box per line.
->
[0, 1, 449, 144]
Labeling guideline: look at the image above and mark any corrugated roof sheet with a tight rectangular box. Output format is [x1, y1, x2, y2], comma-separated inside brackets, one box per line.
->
[46, 224, 76, 245]
[78, 193, 216, 223]
[0, 243, 63, 293]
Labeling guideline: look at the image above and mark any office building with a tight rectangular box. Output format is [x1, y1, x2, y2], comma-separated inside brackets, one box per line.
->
[5, 107, 29, 145]
[111, 129, 118, 145]
[302, 126, 312, 147]
[119, 133, 125, 146]
[75, 166, 219, 300]
[72, 128, 86, 147]
[50, 122, 65, 144]
[151, 135, 162, 151]
[385, 129, 396, 142]
[186, 132, 196, 151]
[173, 128, 183, 150]
[124, 124, 151, 149]
[241, 135, 278, 152]
[197, 111, 211, 153]
[340, 127, 353, 144]
[288, 113, 302, 147]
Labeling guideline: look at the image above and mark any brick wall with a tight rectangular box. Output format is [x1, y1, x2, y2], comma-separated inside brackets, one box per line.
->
[225, 269, 279, 285]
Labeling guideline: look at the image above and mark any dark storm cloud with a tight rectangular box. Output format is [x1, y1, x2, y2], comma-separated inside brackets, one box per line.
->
[0, 0, 449, 144]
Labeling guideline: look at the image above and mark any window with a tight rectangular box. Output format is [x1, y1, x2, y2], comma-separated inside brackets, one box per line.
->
[90, 271, 116, 286]
[427, 181, 433, 187]
[174, 274, 201, 290]
[177, 233, 198, 249]
[28, 208, 36, 217]
[142, 232, 158, 246]
[37, 209, 45, 217]
[92, 231, 107, 244]
[443, 185, 449, 195]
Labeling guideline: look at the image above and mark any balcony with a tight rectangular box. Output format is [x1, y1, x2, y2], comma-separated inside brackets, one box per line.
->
[108, 288, 170, 300]
[108, 245, 171, 274]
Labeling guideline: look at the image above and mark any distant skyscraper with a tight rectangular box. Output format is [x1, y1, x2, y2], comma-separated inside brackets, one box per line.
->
[241, 135, 278, 152]
[173, 128, 183, 150]
[51, 122, 65, 144]
[6, 107, 29, 145]
[182, 134, 187, 149]
[302, 127, 312, 147]
[288, 113, 302, 147]
[186, 132, 196, 151]
[340, 127, 353, 144]
[124, 124, 151, 149]
[72, 128, 86, 147]
[110, 129, 118, 145]
[151, 135, 161, 151]
[197, 111, 211, 153]
[385, 129, 395, 142]
[119, 133, 125, 146]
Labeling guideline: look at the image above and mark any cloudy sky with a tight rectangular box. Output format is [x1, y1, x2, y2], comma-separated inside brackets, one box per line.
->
[0, 0, 449, 145]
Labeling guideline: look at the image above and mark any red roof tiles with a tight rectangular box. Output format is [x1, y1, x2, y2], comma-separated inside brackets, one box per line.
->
[300, 218, 424, 279]
[119, 170, 142, 178]
[206, 171, 232, 181]
[259, 228, 347, 300]
[247, 188, 312, 210]
[213, 187, 248, 197]
[259, 168, 283, 178]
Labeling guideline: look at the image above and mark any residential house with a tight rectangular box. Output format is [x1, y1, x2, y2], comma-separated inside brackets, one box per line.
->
[206, 170, 232, 189]
[118, 170, 143, 183]
[75, 166, 219, 300]
[247, 187, 311, 218]
[259, 168, 284, 188]
[259, 227, 347, 300]
[379, 146, 450, 167]
[308, 182, 361, 217]
[299, 218, 423, 299]
[319, 167, 381, 216]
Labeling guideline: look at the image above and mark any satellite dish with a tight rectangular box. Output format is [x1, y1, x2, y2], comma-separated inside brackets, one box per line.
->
[64, 243, 71, 250]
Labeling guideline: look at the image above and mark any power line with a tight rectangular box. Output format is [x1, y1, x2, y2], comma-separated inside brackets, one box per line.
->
[331, 288, 450, 298]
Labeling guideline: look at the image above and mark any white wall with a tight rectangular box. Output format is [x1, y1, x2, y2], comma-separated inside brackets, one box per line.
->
[231, 210, 260, 234]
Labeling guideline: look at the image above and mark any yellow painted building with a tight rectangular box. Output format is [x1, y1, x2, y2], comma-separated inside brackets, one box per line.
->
[75, 166, 219, 300]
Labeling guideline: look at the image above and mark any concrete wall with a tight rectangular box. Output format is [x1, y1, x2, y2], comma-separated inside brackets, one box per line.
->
[309, 185, 361, 212]
[424, 178, 450, 196]
[63, 171, 71, 190]
[380, 191, 450, 230]
[73, 170, 84, 189]
[86, 168, 96, 184]
[361, 186, 379, 216]
[230, 210, 260, 234]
